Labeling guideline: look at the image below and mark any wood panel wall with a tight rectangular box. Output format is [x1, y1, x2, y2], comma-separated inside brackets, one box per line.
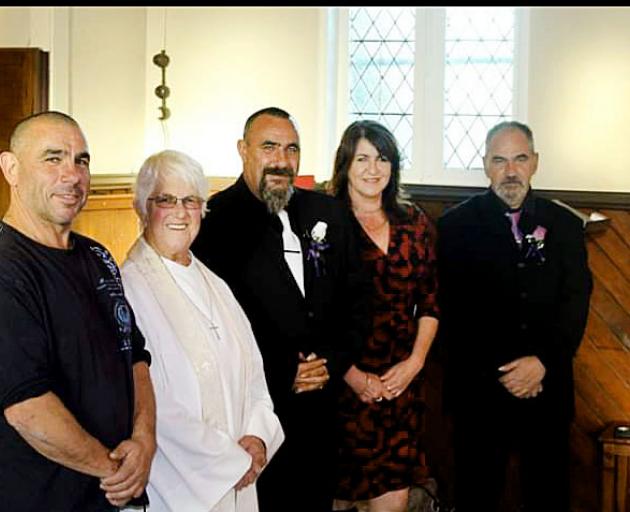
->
[572, 208, 630, 511]
[71, 176, 239, 264]
[73, 193, 139, 265]
[418, 196, 630, 512]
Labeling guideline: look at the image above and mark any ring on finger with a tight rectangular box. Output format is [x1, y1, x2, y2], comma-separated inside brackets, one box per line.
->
[375, 396, 383, 402]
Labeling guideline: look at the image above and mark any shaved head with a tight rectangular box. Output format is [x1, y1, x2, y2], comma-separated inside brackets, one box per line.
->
[9, 111, 81, 154]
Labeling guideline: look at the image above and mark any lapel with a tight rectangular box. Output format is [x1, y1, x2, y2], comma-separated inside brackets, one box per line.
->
[287, 190, 314, 299]
[477, 189, 522, 259]
[479, 188, 543, 261]
[479, 189, 513, 236]
[230, 178, 307, 301]
[518, 192, 540, 237]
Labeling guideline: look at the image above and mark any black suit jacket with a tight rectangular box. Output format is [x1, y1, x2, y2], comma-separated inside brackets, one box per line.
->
[436, 188, 592, 419]
[191, 176, 369, 422]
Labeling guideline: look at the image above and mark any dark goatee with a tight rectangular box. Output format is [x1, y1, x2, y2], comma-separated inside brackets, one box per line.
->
[259, 167, 295, 214]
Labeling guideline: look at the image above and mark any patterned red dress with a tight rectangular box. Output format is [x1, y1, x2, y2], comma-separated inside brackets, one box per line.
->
[335, 204, 439, 500]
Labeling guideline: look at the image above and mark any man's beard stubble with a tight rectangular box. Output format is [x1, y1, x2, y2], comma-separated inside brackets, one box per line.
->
[259, 167, 295, 214]
[496, 178, 527, 209]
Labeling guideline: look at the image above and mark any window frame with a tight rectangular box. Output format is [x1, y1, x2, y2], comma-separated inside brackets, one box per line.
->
[331, 7, 530, 187]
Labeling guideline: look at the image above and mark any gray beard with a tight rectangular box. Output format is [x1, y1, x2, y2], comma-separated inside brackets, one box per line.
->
[261, 183, 295, 214]
[495, 182, 527, 209]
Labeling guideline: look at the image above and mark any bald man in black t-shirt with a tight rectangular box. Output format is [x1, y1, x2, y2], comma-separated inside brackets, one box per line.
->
[0, 111, 156, 512]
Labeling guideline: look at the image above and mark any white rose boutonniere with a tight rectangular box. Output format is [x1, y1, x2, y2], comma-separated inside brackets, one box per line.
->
[306, 220, 330, 277]
[311, 221, 327, 243]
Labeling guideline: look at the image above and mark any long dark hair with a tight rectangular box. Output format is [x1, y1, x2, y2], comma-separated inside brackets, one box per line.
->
[330, 120, 410, 220]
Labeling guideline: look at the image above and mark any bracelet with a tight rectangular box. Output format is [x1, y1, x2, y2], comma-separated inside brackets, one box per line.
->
[363, 373, 371, 393]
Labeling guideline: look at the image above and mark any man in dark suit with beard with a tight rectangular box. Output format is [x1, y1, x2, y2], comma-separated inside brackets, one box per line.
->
[436, 121, 592, 512]
[191, 107, 369, 512]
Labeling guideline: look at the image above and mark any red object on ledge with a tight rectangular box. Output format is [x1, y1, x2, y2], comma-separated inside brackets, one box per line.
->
[294, 175, 315, 190]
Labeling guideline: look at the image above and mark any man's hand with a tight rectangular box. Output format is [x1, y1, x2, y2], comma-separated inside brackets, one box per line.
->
[234, 435, 267, 491]
[498, 355, 546, 399]
[293, 352, 329, 393]
[99, 433, 156, 507]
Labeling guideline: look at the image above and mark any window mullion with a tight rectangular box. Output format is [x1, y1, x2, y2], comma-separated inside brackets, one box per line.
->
[408, 7, 445, 184]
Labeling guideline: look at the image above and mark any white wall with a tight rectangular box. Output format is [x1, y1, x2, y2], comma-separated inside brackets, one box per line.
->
[528, 7, 630, 192]
[0, 7, 29, 46]
[0, 6, 147, 174]
[0, 6, 628, 192]
[70, 7, 147, 173]
[142, 7, 323, 179]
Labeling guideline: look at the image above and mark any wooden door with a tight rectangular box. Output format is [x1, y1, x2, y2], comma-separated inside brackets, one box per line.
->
[0, 48, 49, 216]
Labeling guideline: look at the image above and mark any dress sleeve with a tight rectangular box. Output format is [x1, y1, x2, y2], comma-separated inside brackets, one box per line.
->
[412, 207, 440, 319]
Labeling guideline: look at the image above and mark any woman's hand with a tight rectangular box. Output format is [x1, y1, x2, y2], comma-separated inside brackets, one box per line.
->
[344, 365, 390, 403]
[379, 356, 424, 400]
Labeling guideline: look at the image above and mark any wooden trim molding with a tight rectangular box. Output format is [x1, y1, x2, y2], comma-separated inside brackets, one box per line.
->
[405, 184, 630, 210]
[88, 176, 629, 210]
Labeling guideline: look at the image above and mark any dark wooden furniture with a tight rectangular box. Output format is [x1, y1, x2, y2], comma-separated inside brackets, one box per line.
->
[601, 422, 630, 512]
[0, 48, 49, 216]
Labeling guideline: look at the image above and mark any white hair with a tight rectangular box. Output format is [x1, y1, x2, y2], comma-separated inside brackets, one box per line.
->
[133, 149, 209, 223]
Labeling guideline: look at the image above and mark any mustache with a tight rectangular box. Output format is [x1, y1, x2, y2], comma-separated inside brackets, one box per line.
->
[500, 177, 523, 186]
[52, 185, 85, 195]
[263, 167, 295, 178]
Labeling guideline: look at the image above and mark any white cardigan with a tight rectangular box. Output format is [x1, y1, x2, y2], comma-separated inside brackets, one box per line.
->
[121, 237, 284, 512]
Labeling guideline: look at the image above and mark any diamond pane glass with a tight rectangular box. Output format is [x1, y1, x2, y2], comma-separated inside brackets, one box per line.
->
[444, 7, 515, 170]
[349, 7, 415, 168]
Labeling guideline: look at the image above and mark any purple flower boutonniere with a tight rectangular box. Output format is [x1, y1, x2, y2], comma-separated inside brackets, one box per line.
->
[306, 221, 330, 277]
[523, 225, 547, 264]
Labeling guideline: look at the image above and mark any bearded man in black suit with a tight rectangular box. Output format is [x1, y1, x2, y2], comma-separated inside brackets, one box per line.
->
[191, 107, 369, 512]
[436, 121, 592, 512]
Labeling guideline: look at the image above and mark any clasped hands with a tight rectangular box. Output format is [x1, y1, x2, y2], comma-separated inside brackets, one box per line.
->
[498, 355, 546, 399]
[345, 358, 422, 404]
[293, 352, 330, 394]
[99, 433, 156, 507]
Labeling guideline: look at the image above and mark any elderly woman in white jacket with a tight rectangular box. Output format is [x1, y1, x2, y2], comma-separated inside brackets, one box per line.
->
[121, 149, 284, 512]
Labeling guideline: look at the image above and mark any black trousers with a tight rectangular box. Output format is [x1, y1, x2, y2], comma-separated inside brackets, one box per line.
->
[452, 389, 570, 512]
[257, 390, 337, 512]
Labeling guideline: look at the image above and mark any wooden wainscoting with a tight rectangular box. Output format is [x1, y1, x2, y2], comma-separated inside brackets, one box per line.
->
[73, 193, 139, 265]
[73, 175, 239, 264]
[572, 208, 630, 511]
[71, 174, 320, 264]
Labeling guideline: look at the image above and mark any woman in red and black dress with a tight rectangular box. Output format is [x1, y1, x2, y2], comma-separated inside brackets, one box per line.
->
[330, 120, 439, 512]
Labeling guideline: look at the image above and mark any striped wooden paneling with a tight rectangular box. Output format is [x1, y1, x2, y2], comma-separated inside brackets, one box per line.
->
[571, 208, 630, 512]
[72, 193, 140, 265]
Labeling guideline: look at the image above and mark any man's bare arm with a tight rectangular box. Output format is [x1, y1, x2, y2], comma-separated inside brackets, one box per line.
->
[100, 362, 157, 506]
[4, 391, 118, 477]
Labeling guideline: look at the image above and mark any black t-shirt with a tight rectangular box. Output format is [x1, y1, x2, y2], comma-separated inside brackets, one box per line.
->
[0, 222, 150, 512]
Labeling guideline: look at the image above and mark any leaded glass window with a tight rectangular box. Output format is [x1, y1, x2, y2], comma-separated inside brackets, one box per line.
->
[347, 7, 517, 172]
[348, 7, 415, 168]
[444, 8, 515, 170]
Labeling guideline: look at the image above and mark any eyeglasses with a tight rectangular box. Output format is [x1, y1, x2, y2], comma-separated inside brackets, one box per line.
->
[148, 194, 205, 210]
